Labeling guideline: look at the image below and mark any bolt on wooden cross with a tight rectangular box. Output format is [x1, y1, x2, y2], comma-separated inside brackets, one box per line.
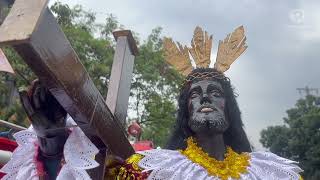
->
[0, 0, 137, 179]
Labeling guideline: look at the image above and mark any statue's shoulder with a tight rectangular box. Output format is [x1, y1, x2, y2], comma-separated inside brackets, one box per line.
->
[247, 151, 303, 179]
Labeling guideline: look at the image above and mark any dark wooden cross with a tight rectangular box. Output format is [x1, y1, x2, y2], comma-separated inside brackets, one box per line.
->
[0, 0, 137, 179]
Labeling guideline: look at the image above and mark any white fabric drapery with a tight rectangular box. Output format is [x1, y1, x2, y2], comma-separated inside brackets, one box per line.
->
[0, 117, 99, 180]
[138, 149, 303, 180]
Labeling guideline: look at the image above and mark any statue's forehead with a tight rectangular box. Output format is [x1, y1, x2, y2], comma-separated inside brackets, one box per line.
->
[189, 80, 223, 90]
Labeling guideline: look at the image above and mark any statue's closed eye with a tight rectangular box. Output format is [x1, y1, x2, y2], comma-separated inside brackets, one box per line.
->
[190, 91, 200, 98]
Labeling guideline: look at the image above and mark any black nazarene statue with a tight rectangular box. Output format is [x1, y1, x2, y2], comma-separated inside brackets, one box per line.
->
[1, 26, 303, 180]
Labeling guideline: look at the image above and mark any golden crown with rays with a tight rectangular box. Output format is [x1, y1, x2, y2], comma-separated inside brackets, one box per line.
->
[163, 26, 247, 80]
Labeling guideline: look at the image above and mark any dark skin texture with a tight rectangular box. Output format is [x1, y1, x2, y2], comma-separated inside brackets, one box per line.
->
[188, 80, 229, 160]
[19, 80, 68, 179]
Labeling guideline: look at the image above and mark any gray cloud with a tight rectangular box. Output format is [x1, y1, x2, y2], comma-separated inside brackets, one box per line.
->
[52, 0, 320, 149]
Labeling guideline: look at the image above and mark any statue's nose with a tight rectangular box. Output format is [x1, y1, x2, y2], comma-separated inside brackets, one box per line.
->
[200, 93, 211, 104]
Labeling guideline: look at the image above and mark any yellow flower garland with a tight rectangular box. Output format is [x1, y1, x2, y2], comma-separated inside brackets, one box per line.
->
[180, 137, 250, 180]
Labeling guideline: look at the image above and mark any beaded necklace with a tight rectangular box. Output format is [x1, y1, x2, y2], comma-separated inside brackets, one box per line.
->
[180, 137, 250, 180]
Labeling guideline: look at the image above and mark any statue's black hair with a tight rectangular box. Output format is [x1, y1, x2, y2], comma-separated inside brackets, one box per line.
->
[166, 68, 252, 153]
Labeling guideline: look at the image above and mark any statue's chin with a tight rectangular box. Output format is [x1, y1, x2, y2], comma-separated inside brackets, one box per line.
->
[189, 113, 228, 134]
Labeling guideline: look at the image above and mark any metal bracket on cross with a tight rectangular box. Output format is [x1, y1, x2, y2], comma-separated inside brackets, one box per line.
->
[0, 0, 138, 179]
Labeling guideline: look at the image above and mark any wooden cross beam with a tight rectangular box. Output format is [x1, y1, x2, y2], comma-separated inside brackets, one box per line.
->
[91, 31, 138, 179]
[0, 0, 137, 178]
[107, 31, 137, 128]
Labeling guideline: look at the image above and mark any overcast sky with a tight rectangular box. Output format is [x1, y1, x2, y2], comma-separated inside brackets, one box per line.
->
[51, 0, 320, 149]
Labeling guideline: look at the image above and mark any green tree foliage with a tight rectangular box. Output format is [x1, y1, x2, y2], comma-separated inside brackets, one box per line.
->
[0, 51, 31, 130]
[0, 2, 35, 129]
[51, 3, 183, 147]
[140, 93, 176, 147]
[0, 2, 182, 147]
[260, 95, 320, 179]
[130, 27, 183, 147]
[51, 2, 114, 97]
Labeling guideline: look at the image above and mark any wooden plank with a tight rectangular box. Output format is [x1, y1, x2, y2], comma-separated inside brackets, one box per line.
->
[0, 119, 27, 131]
[113, 30, 138, 56]
[0, 0, 49, 45]
[0, 48, 15, 74]
[106, 33, 136, 127]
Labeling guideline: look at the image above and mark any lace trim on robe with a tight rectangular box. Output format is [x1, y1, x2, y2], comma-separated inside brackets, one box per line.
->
[136, 149, 303, 180]
[0, 116, 99, 180]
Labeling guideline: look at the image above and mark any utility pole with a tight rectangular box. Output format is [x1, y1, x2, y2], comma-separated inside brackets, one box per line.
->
[297, 86, 320, 106]
[296, 86, 319, 97]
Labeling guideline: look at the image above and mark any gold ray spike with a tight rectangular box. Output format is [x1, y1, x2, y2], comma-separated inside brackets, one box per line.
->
[163, 37, 193, 76]
[189, 26, 213, 68]
[214, 26, 248, 73]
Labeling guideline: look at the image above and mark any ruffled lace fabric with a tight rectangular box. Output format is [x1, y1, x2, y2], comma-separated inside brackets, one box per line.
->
[138, 149, 303, 180]
[0, 116, 99, 180]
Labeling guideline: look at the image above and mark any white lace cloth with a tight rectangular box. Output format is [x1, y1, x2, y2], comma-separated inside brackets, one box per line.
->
[0, 116, 99, 180]
[138, 149, 303, 180]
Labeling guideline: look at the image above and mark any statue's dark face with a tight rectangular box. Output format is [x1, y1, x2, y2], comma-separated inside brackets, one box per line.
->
[188, 79, 229, 134]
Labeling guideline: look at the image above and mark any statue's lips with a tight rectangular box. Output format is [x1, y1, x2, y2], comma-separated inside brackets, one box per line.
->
[199, 107, 214, 113]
